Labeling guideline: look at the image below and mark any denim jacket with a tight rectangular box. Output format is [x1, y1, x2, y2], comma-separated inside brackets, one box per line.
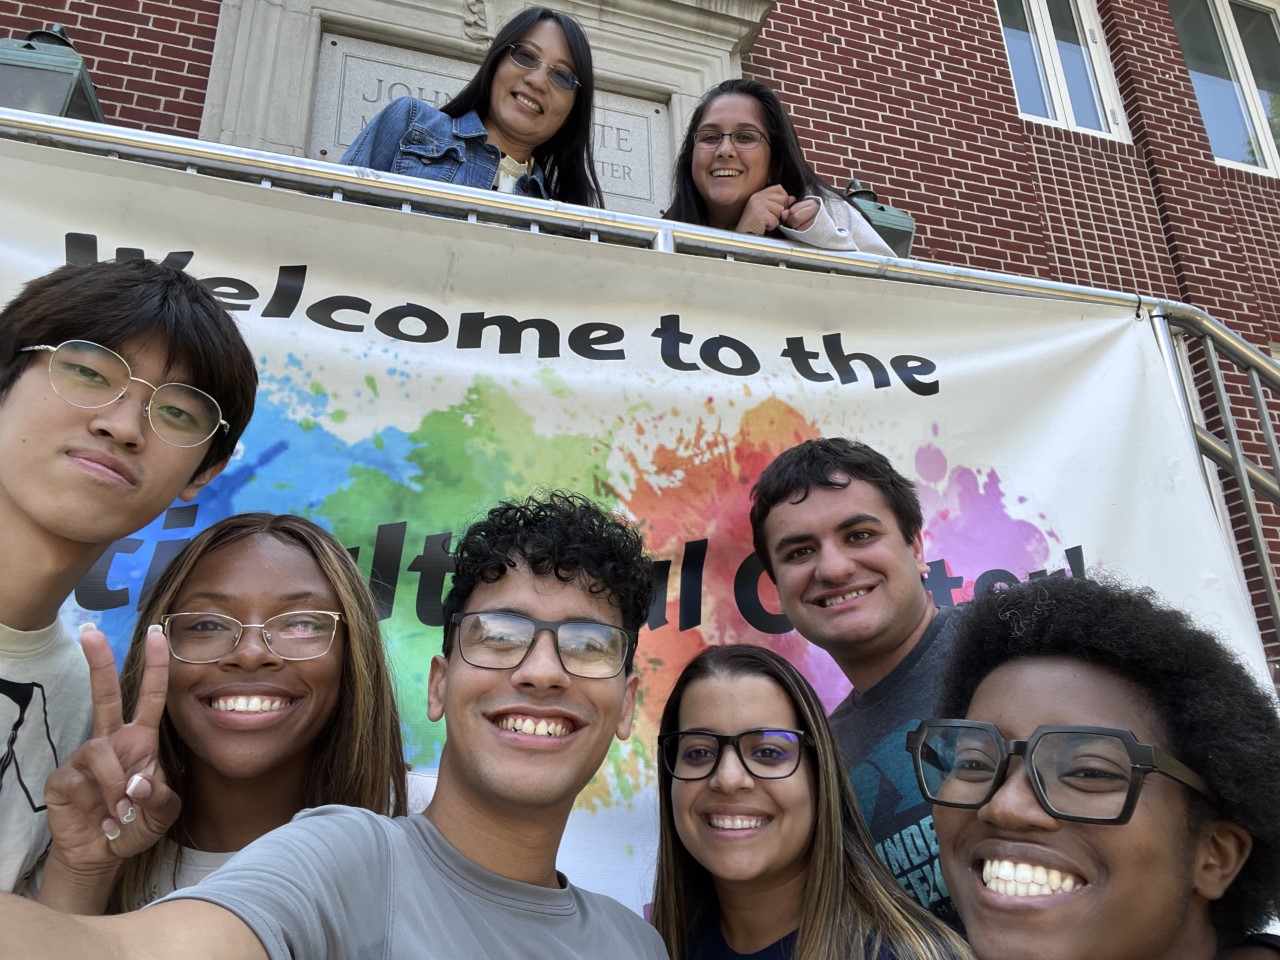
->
[341, 97, 549, 200]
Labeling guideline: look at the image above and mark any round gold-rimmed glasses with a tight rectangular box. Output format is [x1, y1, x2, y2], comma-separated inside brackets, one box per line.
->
[21, 340, 228, 447]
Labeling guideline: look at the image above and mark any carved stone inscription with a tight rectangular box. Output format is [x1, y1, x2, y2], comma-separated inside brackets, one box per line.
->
[310, 34, 671, 215]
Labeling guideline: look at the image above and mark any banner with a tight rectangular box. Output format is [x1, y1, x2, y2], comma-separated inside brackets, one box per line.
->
[0, 137, 1264, 911]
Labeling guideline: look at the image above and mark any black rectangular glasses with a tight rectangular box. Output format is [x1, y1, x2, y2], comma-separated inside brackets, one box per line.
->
[659, 728, 812, 781]
[450, 611, 633, 679]
[906, 719, 1213, 824]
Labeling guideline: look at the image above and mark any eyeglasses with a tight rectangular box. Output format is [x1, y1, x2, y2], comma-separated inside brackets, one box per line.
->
[21, 340, 228, 448]
[506, 43, 579, 91]
[450, 611, 633, 679]
[659, 728, 812, 781]
[906, 720, 1214, 825]
[692, 129, 769, 150]
[161, 611, 343, 663]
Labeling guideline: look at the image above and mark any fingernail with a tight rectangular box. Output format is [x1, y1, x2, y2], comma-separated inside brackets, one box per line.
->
[117, 801, 136, 824]
[103, 819, 121, 841]
[126, 773, 147, 799]
[79, 622, 97, 636]
[147, 623, 164, 635]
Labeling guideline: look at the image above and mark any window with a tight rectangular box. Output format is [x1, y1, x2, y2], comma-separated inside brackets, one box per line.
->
[996, 0, 1129, 136]
[1170, 0, 1280, 172]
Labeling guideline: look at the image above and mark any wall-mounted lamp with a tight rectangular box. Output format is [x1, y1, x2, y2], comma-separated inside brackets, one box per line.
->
[0, 24, 105, 123]
[844, 179, 916, 258]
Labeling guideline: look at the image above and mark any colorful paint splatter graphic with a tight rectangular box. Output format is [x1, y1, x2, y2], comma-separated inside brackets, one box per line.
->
[915, 430, 1056, 598]
[71, 377, 1065, 811]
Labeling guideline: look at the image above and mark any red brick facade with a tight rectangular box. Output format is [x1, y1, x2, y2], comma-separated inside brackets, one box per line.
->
[745, 0, 1280, 657]
[0, 0, 217, 137]
[2, 0, 1277, 655]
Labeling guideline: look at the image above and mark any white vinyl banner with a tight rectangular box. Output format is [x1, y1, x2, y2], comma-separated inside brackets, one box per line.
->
[0, 136, 1265, 911]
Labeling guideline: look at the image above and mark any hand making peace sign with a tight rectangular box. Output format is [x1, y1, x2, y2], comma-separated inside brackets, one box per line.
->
[37, 624, 181, 913]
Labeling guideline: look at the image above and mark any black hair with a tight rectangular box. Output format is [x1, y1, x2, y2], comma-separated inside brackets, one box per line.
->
[748, 437, 923, 580]
[443, 7, 603, 207]
[940, 575, 1280, 943]
[666, 78, 837, 230]
[440, 490, 655, 671]
[0, 259, 257, 476]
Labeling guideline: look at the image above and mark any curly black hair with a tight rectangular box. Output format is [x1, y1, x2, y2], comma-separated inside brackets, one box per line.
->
[440, 491, 655, 671]
[749, 437, 923, 581]
[940, 575, 1280, 943]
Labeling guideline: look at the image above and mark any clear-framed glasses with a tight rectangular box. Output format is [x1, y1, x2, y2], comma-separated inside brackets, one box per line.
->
[659, 728, 812, 781]
[506, 43, 579, 91]
[450, 611, 633, 679]
[692, 129, 769, 150]
[20, 340, 228, 448]
[161, 611, 344, 664]
[906, 719, 1214, 825]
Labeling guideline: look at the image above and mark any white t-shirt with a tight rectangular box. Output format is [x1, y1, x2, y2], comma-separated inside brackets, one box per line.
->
[128, 842, 235, 910]
[0, 618, 92, 893]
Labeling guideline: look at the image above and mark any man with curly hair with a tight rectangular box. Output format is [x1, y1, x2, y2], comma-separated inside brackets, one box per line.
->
[3, 491, 668, 960]
[912, 575, 1280, 958]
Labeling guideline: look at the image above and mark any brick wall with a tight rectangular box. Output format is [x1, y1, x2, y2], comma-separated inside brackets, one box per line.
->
[744, 0, 1280, 657]
[0, 0, 219, 137]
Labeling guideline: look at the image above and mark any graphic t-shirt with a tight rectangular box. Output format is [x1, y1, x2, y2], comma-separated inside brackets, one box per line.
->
[828, 606, 960, 928]
[0, 618, 92, 893]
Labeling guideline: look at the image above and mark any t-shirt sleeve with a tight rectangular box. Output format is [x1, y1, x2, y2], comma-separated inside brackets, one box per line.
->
[636, 920, 670, 959]
[587, 892, 670, 959]
[154, 806, 392, 960]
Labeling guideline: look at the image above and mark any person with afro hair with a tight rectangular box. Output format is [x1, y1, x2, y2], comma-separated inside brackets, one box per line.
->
[908, 575, 1280, 960]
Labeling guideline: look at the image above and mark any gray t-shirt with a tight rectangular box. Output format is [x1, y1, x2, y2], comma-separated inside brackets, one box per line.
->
[829, 606, 960, 928]
[161, 805, 669, 960]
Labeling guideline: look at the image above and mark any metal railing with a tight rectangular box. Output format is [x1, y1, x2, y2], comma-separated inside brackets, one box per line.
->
[1153, 308, 1280, 636]
[1, 107, 1276, 639]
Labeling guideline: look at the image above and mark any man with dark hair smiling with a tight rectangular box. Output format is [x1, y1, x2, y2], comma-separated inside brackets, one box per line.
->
[748, 438, 1280, 959]
[2, 491, 668, 960]
[0, 258, 257, 894]
[748, 436, 959, 926]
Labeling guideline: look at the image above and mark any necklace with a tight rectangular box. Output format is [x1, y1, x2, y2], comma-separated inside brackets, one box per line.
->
[177, 819, 202, 852]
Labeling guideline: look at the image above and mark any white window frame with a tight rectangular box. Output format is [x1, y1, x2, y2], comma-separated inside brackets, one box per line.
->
[996, 0, 1131, 140]
[1194, 0, 1280, 175]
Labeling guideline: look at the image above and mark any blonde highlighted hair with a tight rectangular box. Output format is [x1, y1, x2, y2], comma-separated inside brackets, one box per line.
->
[651, 644, 972, 960]
[111, 513, 407, 911]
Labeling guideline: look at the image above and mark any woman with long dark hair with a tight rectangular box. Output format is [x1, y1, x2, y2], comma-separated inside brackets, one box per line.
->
[667, 78, 893, 253]
[652, 644, 971, 960]
[342, 7, 602, 206]
[34, 514, 412, 913]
